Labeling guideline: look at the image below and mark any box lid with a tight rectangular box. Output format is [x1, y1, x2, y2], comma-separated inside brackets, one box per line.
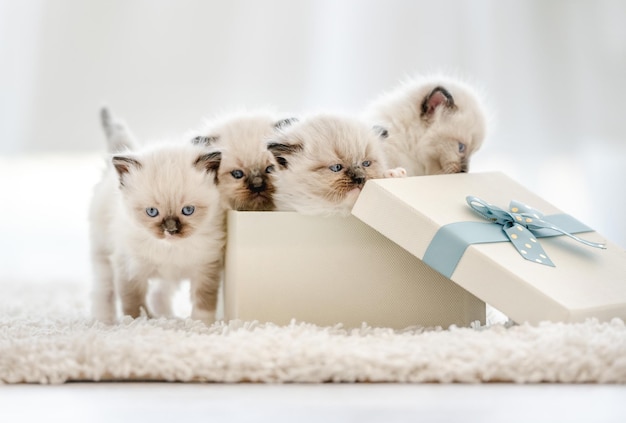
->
[351, 172, 626, 324]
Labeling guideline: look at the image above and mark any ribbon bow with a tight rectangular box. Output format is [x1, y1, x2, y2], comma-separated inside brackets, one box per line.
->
[466, 196, 606, 267]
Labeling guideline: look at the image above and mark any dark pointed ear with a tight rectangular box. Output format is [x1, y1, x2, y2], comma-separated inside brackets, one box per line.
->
[111, 156, 141, 187]
[267, 141, 303, 169]
[372, 125, 389, 139]
[112, 155, 141, 185]
[421, 86, 455, 118]
[274, 117, 298, 130]
[195, 151, 222, 182]
[191, 135, 220, 146]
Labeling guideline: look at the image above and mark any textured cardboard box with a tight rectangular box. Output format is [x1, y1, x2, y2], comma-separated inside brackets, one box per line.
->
[224, 211, 485, 329]
[352, 172, 626, 324]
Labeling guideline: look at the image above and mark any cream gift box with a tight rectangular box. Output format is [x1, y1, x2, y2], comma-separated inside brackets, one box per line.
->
[351, 172, 626, 325]
[223, 211, 485, 329]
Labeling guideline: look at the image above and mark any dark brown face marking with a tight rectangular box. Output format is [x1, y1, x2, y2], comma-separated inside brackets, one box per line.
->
[230, 165, 277, 211]
[460, 157, 469, 173]
[155, 215, 191, 239]
[421, 86, 456, 118]
[246, 169, 267, 193]
[346, 166, 366, 187]
[161, 216, 181, 235]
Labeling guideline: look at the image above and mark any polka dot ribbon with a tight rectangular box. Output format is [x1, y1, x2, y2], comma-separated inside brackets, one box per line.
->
[466, 196, 606, 267]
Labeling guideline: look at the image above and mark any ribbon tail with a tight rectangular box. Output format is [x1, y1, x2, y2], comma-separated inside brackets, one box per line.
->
[537, 223, 606, 249]
[504, 224, 555, 267]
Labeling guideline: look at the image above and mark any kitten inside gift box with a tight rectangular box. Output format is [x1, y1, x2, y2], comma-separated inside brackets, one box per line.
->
[89, 75, 488, 326]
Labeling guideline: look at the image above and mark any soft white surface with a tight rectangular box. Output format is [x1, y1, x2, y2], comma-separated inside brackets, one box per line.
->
[2, 384, 626, 423]
[2, 272, 626, 384]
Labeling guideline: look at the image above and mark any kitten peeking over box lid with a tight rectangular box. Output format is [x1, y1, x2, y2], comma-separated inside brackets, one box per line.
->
[352, 172, 626, 325]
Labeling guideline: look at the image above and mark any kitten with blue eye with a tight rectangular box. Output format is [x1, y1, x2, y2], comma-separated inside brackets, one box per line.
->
[190, 112, 298, 211]
[89, 140, 225, 324]
[364, 75, 488, 176]
[267, 114, 406, 216]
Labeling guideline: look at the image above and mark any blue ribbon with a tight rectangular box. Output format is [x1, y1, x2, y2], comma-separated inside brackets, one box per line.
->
[422, 196, 606, 278]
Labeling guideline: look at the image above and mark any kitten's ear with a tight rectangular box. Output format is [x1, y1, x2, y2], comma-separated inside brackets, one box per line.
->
[421, 86, 455, 119]
[267, 141, 303, 169]
[274, 117, 299, 130]
[195, 151, 222, 181]
[372, 125, 389, 139]
[191, 135, 220, 146]
[112, 155, 141, 185]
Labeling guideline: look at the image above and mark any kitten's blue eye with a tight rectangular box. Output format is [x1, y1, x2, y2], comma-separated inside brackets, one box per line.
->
[181, 205, 195, 216]
[458, 142, 466, 153]
[362, 160, 371, 167]
[146, 207, 159, 217]
[329, 164, 343, 172]
[231, 170, 244, 179]
[265, 165, 275, 174]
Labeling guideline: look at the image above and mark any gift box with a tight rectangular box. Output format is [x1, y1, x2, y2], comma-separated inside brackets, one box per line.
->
[351, 172, 626, 324]
[223, 211, 485, 329]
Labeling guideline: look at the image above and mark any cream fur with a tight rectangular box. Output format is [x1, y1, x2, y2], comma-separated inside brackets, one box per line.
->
[365, 74, 488, 176]
[268, 114, 402, 216]
[191, 111, 295, 211]
[89, 141, 226, 325]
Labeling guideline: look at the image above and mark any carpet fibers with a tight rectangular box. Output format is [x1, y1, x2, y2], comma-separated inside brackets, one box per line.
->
[2, 279, 626, 384]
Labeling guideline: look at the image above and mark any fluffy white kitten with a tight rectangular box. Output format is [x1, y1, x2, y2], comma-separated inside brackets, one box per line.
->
[89, 141, 225, 324]
[190, 112, 297, 211]
[267, 114, 406, 216]
[365, 75, 488, 176]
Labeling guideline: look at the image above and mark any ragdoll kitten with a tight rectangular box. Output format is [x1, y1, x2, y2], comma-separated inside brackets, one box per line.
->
[364, 75, 488, 176]
[267, 114, 406, 216]
[190, 112, 297, 211]
[100, 107, 138, 152]
[89, 141, 225, 324]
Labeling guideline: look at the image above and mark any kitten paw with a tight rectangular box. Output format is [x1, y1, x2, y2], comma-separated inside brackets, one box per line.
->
[191, 308, 216, 325]
[383, 167, 407, 178]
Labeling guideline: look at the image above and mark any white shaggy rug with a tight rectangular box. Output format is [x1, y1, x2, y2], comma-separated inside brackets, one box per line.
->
[3, 156, 626, 385]
[2, 278, 626, 384]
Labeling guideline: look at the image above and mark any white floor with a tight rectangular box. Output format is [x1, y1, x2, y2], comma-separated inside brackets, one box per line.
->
[2, 383, 626, 423]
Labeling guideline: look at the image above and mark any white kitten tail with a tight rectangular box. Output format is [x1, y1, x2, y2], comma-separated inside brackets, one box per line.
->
[100, 107, 138, 153]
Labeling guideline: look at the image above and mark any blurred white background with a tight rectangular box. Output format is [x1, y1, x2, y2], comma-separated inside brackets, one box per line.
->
[1, 0, 625, 284]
